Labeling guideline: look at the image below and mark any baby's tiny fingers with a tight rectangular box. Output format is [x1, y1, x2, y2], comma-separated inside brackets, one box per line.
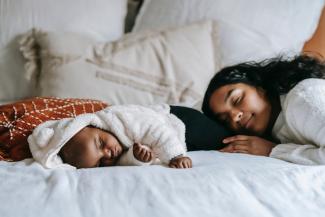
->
[188, 159, 193, 168]
[148, 151, 153, 161]
[184, 161, 190, 168]
[144, 151, 152, 162]
[182, 161, 191, 168]
[133, 146, 140, 156]
[143, 152, 149, 162]
[169, 162, 177, 168]
[140, 149, 148, 160]
[171, 161, 182, 169]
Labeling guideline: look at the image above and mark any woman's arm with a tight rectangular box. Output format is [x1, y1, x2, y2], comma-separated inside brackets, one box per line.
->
[270, 143, 325, 165]
[270, 81, 325, 165]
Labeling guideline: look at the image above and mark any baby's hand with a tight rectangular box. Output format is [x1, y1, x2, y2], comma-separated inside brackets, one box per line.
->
[133, 143, 153, 162]
[169, 156, 192, 169]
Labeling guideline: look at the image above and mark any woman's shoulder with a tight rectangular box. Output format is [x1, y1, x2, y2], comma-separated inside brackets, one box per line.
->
[282, 78, 325, 115]
[278, 79, 325, 141]
[285, 78, 325, 102]
[290, 78, 325, 94]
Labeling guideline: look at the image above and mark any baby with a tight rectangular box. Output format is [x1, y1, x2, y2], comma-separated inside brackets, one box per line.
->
[59, 127, 190, 169]
[28, 104, 191, 169]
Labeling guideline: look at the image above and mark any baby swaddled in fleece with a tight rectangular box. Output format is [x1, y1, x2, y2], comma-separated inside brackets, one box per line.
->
[28, 104, 192, 169]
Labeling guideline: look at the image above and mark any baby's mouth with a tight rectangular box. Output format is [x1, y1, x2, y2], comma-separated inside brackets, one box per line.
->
[110, 147, 122, 159]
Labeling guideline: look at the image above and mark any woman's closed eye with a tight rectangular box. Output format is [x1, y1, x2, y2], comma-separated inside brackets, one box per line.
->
[233, 97, 242, 106]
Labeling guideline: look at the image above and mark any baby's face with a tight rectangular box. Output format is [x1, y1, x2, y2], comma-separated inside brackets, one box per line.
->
[59, 126, 123, 168]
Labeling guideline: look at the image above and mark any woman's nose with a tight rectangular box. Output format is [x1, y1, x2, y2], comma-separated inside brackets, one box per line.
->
[230, 109, 243, 123]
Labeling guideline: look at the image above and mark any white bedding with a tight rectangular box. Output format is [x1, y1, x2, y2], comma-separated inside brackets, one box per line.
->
[1, 151, 325, 217]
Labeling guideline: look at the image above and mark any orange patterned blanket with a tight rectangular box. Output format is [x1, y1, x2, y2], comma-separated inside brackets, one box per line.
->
[0, 97, 107, 161]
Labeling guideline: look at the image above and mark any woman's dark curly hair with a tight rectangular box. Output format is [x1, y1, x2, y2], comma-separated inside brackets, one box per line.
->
[202, 55, 325, 119]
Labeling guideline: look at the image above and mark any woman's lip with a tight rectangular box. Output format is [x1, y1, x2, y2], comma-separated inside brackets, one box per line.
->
[245, 115, 253, 129]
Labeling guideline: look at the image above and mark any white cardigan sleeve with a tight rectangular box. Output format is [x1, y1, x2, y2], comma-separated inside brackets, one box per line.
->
[270, 80, 325, 165]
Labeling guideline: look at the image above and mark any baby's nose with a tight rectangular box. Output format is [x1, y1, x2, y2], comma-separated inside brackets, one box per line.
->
[103, 148, 112, 159]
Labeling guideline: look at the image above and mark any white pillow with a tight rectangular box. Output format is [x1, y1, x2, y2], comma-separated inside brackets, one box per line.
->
[0, 0, 127, 101]
[133, 0, 325, 67]
[20, 21, 221, 106]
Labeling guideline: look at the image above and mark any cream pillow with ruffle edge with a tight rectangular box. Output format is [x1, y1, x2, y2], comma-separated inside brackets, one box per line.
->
[20, 20, 221, 106]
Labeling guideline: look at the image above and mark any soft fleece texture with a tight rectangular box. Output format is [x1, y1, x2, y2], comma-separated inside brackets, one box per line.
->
[28, 104, 187, 169]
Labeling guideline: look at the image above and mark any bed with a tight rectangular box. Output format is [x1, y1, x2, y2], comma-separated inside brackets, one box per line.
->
[2, 151, 325, 217]
[1, 1, 325, 217]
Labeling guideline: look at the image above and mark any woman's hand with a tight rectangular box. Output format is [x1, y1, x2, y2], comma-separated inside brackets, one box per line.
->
[169, 156, 192, 169]
[220, 135, 276, 156]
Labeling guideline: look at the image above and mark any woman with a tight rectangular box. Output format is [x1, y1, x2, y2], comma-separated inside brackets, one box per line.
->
[202, 55, 325, 165]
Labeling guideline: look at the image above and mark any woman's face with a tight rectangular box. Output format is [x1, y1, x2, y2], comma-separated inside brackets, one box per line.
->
[209, 83, 272, 136]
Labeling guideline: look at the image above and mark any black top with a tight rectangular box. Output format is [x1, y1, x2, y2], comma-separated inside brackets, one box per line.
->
[170, 106, 234, 151]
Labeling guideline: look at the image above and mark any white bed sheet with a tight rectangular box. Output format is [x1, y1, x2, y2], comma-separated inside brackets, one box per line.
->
[1, 151, 325, 217]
